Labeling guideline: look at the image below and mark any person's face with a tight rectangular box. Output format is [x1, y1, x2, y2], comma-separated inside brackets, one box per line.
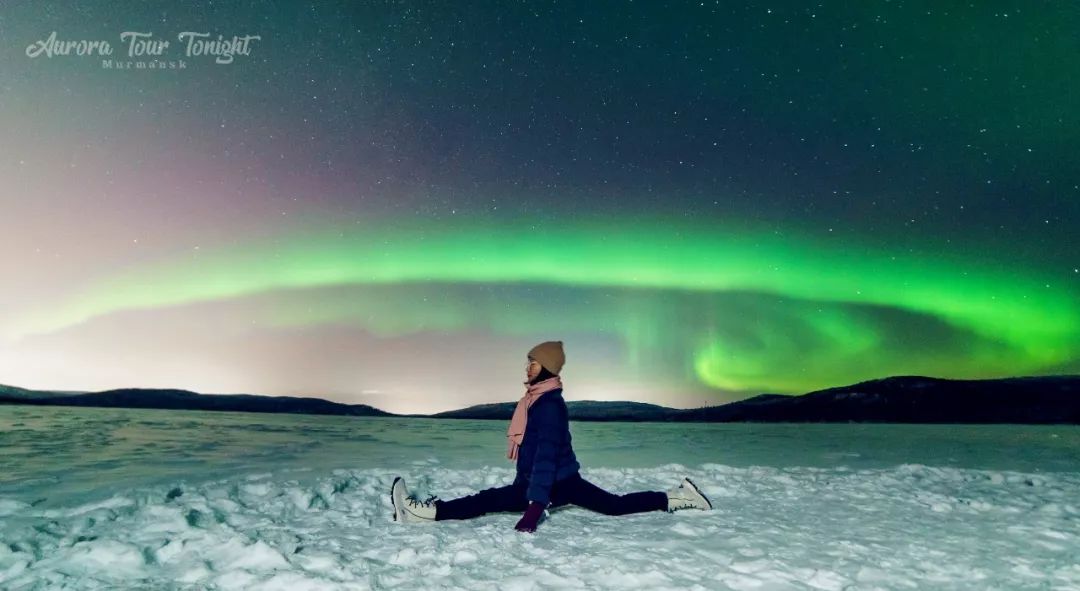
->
[526, 358, 542, 381]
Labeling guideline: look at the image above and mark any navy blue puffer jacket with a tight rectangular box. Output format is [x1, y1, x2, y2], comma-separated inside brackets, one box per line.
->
[512, 388, 580, 504]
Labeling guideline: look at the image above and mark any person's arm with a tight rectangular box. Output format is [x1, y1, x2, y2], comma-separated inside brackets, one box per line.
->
[515, 401, 562, 532]
[525, 400, 561, 506]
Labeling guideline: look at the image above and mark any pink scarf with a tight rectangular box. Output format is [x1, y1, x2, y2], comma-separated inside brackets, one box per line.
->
[506, 375, 563, 461]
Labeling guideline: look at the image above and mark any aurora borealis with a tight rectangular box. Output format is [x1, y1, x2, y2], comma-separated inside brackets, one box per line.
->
[1, 2, 1077, 413]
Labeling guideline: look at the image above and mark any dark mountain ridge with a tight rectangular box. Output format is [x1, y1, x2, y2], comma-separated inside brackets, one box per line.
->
[675, 375, 1080, 423]
[2, 375, 1078, 423]
[0, 386, 391, 417]
[432, 399, 679, 421]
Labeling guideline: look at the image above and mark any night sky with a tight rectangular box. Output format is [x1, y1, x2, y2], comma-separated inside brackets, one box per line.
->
[1, 2, 1077, 413]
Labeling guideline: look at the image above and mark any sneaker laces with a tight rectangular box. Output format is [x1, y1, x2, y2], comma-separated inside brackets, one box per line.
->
[406, 494, 438, 509]
[669, 484, 699, 511]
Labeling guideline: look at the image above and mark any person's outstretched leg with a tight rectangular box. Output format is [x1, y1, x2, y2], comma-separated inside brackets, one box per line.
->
[562, 473, 668, 516]
[434, 481, 529, 521]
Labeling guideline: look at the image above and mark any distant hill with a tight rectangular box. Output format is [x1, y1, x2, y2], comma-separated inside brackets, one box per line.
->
[2, 375, 1078, 423]
[430, 376, 1080, 424]
[0, 384, 80, 400]
[0, 385, 392, 417]
[434, 400, 679, 421]
[673, 375, 1080, 424]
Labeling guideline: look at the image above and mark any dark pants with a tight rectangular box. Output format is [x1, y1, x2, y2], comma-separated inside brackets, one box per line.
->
[435, 472, 668, 521]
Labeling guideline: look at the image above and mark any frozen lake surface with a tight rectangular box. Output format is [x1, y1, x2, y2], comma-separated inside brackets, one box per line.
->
[2, 405, 1079, 590]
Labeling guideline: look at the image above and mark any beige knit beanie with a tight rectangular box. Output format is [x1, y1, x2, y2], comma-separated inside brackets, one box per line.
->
[527, 340, 565, 374]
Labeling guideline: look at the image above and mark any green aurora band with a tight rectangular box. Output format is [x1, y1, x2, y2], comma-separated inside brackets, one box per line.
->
[11, 217, 1079, 393]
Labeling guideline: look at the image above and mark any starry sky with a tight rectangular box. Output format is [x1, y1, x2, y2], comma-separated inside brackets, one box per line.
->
[1, 1, 1077, 414]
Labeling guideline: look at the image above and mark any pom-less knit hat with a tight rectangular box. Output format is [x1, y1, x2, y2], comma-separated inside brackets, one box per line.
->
[528, 340, 565, 374]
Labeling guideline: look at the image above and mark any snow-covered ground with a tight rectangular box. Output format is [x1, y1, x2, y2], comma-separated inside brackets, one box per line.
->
[2, 406, 1079, 590]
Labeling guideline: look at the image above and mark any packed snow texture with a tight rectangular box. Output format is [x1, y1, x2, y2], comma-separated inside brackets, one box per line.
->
[2, 407, 1079, 590]
[5, 463, 1080, 590]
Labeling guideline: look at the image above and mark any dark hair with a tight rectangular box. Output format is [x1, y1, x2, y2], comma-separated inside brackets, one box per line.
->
[529, 365, 557, 385]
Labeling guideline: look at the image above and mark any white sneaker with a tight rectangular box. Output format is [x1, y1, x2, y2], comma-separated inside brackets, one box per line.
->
[390, 476, 438, 523]
[666, 477, 712, 512]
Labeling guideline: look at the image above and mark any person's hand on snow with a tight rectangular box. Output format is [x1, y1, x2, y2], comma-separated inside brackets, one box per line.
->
[514, 501, 546, 533]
